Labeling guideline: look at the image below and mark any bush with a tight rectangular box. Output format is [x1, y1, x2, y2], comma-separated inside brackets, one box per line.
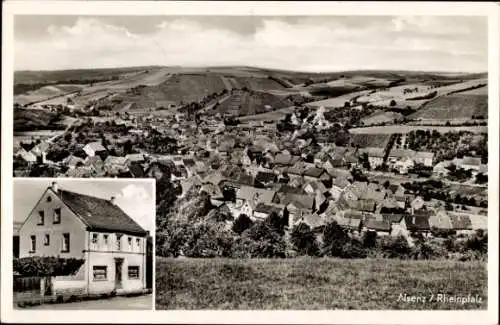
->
[380, 236, 412, 259]
[231, 221, 286, 258]
[13, 257, 84, 277]
[322, 221, 367, 258]
[362, 231, 377, 248]
[182, 222, 234, 258]
[291, 223, 320, 256]
[232, 214, 254, 235]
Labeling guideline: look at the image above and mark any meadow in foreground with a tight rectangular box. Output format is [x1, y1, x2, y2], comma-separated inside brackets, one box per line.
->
[155, 257, 487, 310]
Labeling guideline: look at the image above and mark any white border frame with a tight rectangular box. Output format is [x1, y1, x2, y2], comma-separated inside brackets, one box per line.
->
[4, 177, 156, 316]
[2, 1, 499, 324]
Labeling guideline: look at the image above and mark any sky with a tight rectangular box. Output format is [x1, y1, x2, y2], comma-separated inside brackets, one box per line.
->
[13, 179, 155, 233]
[13, 15, 488, 72]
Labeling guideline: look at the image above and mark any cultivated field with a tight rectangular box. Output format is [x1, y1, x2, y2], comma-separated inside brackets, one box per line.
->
[215, 90, 294, 116]
[350, 133, 392, 148]
[156, 257, 487, 310]
[361, 111, 404, 126]
[306, 90, 372, 109]
[349, 125, 488, 134]
[410, 87, 488, 120]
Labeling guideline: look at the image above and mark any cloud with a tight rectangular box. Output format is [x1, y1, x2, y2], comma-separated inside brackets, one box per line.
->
[114, 184, 154, 233]
[14, 16, 487, 72]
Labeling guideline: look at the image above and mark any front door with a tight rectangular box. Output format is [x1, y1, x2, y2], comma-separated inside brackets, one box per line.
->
[114, 258, 123, 289]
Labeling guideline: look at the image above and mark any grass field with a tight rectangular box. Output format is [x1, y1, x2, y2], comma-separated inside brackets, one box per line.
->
[155, 257, 487, 310]
[350, 133, 392, 148]
[411, 92, 488, 120]
[216, 90, 294, 117]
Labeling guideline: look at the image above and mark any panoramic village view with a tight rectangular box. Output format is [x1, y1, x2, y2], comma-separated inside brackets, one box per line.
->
[12, 15, 488, 310]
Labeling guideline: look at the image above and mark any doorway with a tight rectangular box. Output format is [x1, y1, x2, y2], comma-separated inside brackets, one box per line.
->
[114, 258, 123, 290]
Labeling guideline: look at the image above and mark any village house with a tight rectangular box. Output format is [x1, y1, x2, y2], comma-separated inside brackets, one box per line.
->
[18, 182, 149, 296]
[252, 203, 284, 221]
[83, 141, 106, 158]
[362, 217, 392, 236]
[413, 151, 434, 167]
[359, 147, 385, 168]
[456, 156, 482, 171]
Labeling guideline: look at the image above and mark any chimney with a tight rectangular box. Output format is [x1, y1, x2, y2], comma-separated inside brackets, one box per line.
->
[51, 182, 58, 193]
[110, 196, 116, 205]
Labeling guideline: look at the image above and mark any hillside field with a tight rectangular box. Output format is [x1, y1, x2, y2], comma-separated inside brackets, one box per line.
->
[155, 257, 486, 310]
[349, 125, 487, 135]
[410, 87, 488, 120]
[215, 90, 294, 116]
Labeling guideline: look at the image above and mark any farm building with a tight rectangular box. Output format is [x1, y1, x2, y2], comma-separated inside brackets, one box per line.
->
[358, 147, 385, 168]
[18, 182, 149, 296]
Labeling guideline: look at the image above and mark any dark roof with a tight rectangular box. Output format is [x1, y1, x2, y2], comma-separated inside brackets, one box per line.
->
[58, 189, 147, 236]
[382, 214, 406, 224]
[129, 163, 145, 178]
[303, 167, 326, 178]
[182, 158, 195, 167]
[255, 171, 277, 184]
[254, 203, 283, 215]
[277, 184, 304, 194]
[364, 218, 391, 231]
[404, 215, 431, 231]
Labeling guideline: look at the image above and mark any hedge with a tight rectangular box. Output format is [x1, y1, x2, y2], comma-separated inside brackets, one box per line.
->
[14, 257, 84, 277]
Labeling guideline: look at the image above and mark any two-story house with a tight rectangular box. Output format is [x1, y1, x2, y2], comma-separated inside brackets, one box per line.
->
[18, 182, 149, 297]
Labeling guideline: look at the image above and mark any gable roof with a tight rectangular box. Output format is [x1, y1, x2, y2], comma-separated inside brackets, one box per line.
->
[303, 167, 326, 178]
[84, 141, 106, 153]
[460, 156, 481, 166]
[254, 203, 283, 215]
[274, 154, 301, 166]
[255, 171, 277, 184]
[364, 218, 391, 231]
[58, 189, 147, 236]
[278, 193, 315, 211]
[404, 215, 431, 231]
[449, 214, 472, 230]
[236, 186, 276, 204]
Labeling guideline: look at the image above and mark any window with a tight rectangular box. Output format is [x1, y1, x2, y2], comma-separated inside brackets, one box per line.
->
[30, 235, 36, 252]
[62, 233, 70, 252]
[128, 237, 132, 250]
[136, 238, 140, 249]
[47, 196, 52, 202]
[37, 211, 44, 225]
[92, 233, 98, 244]
[128, 266, 140, 279]
[116, 234, 122, 251]
[93, 266, 107, 281]
[53, 208, 61, 224]
[44, 234, 50, 246]
[103, 234, 109, 246]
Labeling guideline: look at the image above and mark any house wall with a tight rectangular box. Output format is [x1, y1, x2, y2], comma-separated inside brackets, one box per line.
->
[253, 211, 269, 220]
[19, 188, 87, 259]
[87, 250, 146, 294]
[368, 157, 384, 168]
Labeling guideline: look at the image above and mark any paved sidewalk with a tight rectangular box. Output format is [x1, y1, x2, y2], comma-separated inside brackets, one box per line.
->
[21, 294, 153, 310]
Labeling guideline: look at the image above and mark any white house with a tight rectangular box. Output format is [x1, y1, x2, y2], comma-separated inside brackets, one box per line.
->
[18, 182, 149, 297]
[83, 141, 106, 158]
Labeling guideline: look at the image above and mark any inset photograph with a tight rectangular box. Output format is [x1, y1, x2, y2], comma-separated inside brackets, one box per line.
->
[13, 178, 154, 310]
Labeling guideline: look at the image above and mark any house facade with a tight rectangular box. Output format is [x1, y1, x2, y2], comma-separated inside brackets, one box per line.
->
[18, 182, 149, 296]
